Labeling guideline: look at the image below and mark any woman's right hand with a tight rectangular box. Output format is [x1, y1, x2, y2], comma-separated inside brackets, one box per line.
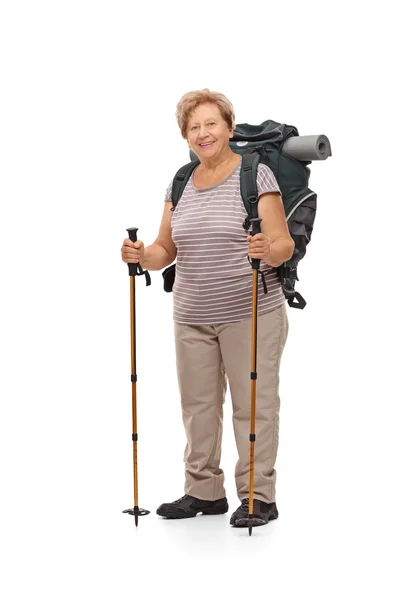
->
[121, 238, 145, 264]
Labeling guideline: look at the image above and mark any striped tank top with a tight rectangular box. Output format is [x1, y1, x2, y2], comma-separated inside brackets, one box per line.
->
[164, 157, 286, 325]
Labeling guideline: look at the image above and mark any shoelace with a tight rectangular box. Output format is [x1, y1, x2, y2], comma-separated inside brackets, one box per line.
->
[172, 495, 189, 504]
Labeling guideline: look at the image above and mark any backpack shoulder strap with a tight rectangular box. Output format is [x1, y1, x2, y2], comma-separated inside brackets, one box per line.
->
[171, 160, 200, 207]
[240, 150, 261, 225]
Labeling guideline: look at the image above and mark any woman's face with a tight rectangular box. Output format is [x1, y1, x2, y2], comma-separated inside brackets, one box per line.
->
[186, 102, 233, 160]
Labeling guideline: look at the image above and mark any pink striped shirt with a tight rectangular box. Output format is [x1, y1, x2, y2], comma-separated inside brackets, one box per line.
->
[164, 157, 286, 325]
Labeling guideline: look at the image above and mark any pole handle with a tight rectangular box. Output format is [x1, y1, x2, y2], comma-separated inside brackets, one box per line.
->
[250, 218, 262, 235]
[127, 227, 138, 243]
[125, 228, 151, 285]
[126, 227, 140, 278]
[250, 218, 262, 270]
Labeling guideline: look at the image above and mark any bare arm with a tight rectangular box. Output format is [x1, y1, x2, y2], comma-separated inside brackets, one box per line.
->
[121, 202, 177, 270]
[140, 202, 177, 271]
[258, 192, 295, 266]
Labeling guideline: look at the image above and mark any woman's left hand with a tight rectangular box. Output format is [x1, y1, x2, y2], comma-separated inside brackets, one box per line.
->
[247, 233, 270, 261]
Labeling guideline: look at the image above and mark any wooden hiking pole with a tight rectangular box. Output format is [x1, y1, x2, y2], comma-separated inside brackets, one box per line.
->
[235, 218, 268, 535]
[122, 227, 151, 526]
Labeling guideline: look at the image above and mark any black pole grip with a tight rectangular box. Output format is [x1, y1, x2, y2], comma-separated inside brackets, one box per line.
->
[250, 218, 262, 235]
[250, 218, 262, 270]
[127, 227, 138, 243]
[125, 227, 151, 285]
[126, 227, 140, 277]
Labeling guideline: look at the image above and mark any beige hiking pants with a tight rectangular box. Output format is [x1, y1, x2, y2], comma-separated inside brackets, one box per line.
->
[174, 303, 289, 505]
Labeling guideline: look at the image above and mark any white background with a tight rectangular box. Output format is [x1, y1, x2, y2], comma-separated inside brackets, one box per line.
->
[1, 1, 399, 598]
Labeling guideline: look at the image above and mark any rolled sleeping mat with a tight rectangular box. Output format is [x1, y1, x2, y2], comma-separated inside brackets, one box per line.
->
[189, 134, 332, 163]
[281, 134, 332, 161]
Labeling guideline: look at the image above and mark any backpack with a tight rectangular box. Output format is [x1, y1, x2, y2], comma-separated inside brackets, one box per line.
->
[163, 120, 318, 309]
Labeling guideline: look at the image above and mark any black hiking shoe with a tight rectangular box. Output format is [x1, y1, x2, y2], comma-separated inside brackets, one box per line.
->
[230, 498, 279, 527]
[156, 494, 229, 519]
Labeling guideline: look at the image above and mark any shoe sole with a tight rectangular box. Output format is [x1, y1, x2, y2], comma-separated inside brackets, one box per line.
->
[230, 511, 279, 527]
[156, 505, 229, 519]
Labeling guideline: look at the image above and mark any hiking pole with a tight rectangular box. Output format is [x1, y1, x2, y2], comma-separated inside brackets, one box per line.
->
[236, 218, 267, 536]
[122, 227, 151, 526]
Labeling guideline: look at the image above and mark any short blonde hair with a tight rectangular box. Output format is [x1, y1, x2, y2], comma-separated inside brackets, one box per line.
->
[176, 88, 236, 139]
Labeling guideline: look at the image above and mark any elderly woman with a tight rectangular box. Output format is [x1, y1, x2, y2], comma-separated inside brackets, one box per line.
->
[121, 89, 294, 528]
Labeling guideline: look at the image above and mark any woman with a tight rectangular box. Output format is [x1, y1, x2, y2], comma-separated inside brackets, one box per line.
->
[121, 89, 294, 528]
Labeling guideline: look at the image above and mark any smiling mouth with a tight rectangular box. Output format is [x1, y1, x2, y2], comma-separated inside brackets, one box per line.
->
[199, 141, 215, 148]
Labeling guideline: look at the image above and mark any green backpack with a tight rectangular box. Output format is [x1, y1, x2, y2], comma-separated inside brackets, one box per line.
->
[163, 120, 317, 309]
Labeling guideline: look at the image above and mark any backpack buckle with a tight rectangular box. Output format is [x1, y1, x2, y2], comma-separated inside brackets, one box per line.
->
[280, 264, 298, 281]
[279, 264, 306, 309]
[248, 195, 258, 204]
